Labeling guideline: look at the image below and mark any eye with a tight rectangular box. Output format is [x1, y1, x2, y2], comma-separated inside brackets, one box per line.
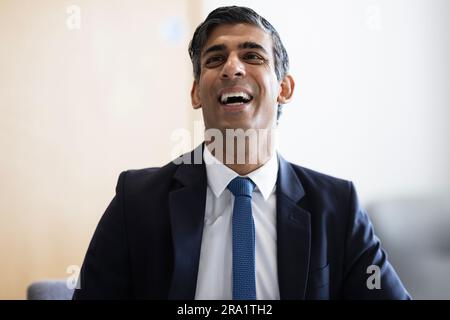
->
[204, 55, 225, 68]
[243, 52, 266, 64]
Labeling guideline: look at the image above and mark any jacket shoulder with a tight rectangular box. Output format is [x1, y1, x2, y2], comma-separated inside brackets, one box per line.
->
[116, 160, 180, 194]
[289, 162, 352, 194]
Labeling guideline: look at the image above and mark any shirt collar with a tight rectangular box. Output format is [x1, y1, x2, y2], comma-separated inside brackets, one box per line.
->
[203, 145, 278, 201]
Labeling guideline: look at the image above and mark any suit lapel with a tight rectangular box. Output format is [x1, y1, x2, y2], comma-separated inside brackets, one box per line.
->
[168, 145, 207, 299]
[276, 155, 311, 299]
[166, 147, 312, 300]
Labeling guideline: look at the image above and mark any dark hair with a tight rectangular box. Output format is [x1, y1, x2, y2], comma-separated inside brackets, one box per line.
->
[188, 6, 290, 120]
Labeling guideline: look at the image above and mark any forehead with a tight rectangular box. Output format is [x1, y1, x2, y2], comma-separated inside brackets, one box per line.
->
[203, 23, 273, 53]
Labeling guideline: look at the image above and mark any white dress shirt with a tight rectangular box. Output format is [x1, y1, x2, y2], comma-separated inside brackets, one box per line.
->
[195, 146, 280, 300]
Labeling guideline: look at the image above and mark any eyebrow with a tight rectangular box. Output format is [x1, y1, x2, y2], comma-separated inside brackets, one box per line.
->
[203, 41, 269, 56]
[239, 41, 268, 54]
[203, 44, 227, 55]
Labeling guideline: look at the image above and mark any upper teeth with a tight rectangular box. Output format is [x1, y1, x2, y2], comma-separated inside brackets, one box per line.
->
[220, 92, 251, 103]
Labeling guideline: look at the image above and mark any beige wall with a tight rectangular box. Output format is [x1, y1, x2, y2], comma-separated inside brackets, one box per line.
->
[0, 0, 202, 299]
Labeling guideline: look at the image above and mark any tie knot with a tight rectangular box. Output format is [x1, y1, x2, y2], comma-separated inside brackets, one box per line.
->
[227, 177, 255, 197]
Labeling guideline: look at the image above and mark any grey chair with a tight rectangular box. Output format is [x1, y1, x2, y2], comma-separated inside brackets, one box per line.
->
[367, 196, 450, 299]
[27, 279, 74, 300]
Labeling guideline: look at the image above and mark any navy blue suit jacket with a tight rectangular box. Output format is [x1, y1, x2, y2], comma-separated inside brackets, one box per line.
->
[73, 145, 410, 299]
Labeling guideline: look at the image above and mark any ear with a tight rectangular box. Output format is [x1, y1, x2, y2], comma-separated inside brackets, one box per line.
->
[277, 74, 295, 104]
[191, 80, 202, 109]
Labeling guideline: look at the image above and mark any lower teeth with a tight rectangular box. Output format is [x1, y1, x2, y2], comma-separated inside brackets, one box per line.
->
[226, 102, 245, 106]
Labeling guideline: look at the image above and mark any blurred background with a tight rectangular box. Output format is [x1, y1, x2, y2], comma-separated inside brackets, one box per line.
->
[0, 0, 449, 299]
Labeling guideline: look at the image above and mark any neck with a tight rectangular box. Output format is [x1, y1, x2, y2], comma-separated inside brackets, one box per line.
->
[226, 161, 268, 176]
[205, 128, 276, 175]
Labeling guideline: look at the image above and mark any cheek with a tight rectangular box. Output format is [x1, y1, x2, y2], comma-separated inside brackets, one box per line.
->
[258, 72, 279, 99]
[262, 81, 281, 104]
[198, 77, 215, 102]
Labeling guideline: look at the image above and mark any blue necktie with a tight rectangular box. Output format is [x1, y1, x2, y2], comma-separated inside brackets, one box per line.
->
[227, 177, 256, 300]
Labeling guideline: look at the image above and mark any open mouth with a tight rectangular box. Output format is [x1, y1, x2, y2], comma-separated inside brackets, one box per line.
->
[218, 91, 253, 106]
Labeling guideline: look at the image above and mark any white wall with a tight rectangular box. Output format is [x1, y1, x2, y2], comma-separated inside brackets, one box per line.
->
[203, 0, 450, 204]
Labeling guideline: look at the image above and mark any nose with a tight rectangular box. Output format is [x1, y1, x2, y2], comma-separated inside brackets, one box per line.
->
[220, 53, 245, 80]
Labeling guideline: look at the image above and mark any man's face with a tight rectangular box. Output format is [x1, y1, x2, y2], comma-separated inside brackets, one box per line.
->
[191, 23, 284, 132]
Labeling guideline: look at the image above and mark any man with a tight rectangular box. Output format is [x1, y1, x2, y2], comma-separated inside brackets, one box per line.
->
[73, 6, 410, 300]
